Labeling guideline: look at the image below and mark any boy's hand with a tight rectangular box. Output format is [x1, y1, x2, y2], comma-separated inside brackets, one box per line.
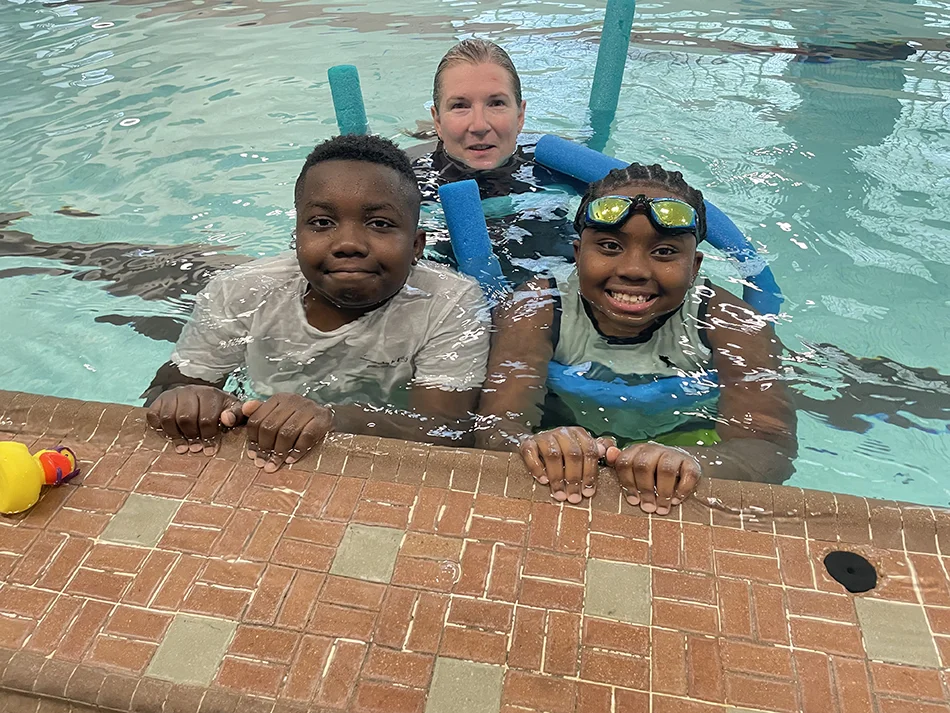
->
[243, 393, 333, 473]
[146, 385, 245, 456]
[606, 442, 701, 515]
[519, 426, 610, 504]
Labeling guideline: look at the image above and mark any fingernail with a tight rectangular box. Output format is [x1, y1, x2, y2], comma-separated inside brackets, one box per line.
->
[246, 449, 256, 459]
[175, 445, 188, 454]
[285, 456, 297, 464]
[640, 502, 657, 513]
[254, 457, 266, 468]
[582, 486, 596, 497]
[552, 491, 568, 502]
[538, 476, 549, 485]
[671, 497, 683, 505]
[189, 443, 203, 453]
[203, 446, 216, 456]
[264, 462, 278, 473]
[625, 494, 640, 506]
[567, 493, 582, 504]
[656, 506, 670, 515]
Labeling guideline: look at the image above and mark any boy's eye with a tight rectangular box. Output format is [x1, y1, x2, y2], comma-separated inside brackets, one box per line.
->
[598, 239, 623, 252]
[309, 217, 334, 228]
[653, 246, 678, 257]
[367, 218, 396, 229]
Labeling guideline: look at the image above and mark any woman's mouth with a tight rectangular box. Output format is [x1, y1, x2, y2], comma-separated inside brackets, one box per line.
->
[605, 289, 657, 314]
[467, 144, 496, 154]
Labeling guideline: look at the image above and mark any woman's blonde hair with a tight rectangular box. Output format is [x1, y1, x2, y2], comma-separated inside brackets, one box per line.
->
[432, 39, 523, 112]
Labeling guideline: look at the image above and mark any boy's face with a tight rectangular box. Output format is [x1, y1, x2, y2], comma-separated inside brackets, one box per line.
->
[574, 183, 703, 339]
[295, 160, 424, 313]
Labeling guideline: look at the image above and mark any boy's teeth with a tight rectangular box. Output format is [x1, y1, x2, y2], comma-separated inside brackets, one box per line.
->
[610, 291, 649, 304]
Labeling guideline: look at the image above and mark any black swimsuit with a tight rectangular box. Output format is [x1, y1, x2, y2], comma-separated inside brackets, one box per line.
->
[411, 137, 582, 284]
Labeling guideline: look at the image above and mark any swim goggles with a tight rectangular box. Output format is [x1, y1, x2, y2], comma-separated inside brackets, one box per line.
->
[581, 194, 698, 235]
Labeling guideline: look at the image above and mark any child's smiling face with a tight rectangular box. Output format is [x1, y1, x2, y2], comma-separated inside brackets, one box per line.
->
[295, 160, 424, 318]
[574, 183, 703, 339]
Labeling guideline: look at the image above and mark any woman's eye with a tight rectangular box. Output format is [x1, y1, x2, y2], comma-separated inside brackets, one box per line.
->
[490, 99, 507, 107]
[450, 102, 467, 110]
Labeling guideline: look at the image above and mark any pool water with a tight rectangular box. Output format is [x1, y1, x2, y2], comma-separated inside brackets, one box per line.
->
[2, 0, 949, 506]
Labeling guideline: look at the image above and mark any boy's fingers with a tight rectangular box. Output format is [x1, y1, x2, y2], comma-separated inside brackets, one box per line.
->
[220, 399, 246, 428]
[604, 445, 622, 466]
[242, 400, 263, 417]
[246, 399, 281, 452]
[292, 418, 329, 463]
[582, 438, 599, 497]
[173, 388, 201, 442]
[196, 392, 224, 443]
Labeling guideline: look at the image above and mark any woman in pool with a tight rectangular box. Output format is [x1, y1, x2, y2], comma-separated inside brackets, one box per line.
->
[476, 162, 798, 515]
[410, 39, 577, 281]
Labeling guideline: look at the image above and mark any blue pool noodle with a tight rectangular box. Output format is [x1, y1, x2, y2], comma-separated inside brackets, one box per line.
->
[438, 180, 507, 297]
[533, 134, 784, 314]
[328, 65, 369, 136]
[589, 0, 637, 114]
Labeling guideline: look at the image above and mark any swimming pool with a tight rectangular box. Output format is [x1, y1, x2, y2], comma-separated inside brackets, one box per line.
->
[2, 0, 949, 506]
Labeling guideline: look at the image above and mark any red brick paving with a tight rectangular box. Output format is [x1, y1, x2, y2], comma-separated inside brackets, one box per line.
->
[1, 391, 949, 712]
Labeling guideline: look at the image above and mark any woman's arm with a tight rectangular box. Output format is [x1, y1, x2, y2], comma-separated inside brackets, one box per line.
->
[475, 279, 558, 451]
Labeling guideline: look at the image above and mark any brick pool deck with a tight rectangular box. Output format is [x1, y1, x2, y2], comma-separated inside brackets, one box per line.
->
[0, 389, 949, 713]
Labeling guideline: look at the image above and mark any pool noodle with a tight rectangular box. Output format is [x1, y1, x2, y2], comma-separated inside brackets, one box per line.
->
[589, 0, 637, 114]
[327, 65, 369, 136]
[438, 180, 507, 298]
[533, 134, 783, 314]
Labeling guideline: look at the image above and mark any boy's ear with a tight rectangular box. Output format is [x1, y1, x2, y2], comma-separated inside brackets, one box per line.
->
[412, 230, 426, 263]
[572, 238, 581, 262]
[693, 250, 704, 281]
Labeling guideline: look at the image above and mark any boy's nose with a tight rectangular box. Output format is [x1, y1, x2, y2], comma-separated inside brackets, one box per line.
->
[331, 229, 369, 257]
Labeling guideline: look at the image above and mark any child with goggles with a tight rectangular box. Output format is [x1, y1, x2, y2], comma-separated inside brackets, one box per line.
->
[477, 163, 798, 515]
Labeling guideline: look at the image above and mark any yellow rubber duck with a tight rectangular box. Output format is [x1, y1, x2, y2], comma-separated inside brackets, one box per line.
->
[0, 443, 79, 514]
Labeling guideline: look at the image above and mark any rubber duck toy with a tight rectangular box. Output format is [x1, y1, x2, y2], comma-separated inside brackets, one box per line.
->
[0, 443, 79, 514]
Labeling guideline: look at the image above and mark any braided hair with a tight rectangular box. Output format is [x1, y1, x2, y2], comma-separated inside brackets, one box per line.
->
[573, 163, 707, 242]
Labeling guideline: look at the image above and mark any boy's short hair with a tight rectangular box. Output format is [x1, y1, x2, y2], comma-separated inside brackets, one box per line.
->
[294, 135, 422, 218]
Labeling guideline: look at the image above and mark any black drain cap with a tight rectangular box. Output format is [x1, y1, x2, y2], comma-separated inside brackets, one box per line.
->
[823, 551, 877, 593]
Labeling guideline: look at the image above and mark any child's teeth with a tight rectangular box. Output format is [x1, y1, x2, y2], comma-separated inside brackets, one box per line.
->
[611, 291, 647, 304]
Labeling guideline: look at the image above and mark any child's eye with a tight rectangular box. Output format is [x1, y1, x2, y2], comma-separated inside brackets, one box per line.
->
[598, 240, 623, 252]
[367, 218, 396, 229]
[309, 217, 334, 228]
[653, 246, 678, 257]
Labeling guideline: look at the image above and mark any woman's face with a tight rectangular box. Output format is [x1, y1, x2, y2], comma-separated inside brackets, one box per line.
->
[431, 62, 526, 170]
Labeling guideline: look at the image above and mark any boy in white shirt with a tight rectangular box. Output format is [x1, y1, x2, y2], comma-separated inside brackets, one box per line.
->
[145, 135, 490, 472]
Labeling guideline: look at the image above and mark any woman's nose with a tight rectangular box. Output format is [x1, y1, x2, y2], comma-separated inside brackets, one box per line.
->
[468, 105, 490, 134]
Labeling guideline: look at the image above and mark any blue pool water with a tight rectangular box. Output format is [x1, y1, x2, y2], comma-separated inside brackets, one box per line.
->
[2, 0, 949, 506]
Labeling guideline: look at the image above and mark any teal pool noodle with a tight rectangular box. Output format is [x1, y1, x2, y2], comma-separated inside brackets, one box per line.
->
[328, 65, 368, 135]
[589, 0, 636, 114]
[438, 180, 507, 298]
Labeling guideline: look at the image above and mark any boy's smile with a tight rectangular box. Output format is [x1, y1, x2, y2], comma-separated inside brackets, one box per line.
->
[574, 184, 703, 339]
[295, 160, 424, 330]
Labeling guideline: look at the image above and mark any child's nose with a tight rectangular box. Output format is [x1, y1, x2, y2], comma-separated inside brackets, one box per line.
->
[331, 227, 369, 256]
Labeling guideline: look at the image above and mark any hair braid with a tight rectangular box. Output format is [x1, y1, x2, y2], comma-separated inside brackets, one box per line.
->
[573, 163, 707, 241]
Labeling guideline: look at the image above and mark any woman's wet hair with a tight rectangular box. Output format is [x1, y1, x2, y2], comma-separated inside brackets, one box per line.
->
[432, 39, 523, 112]
[294, 134, 422, 215]
[574, 163, 708, 242]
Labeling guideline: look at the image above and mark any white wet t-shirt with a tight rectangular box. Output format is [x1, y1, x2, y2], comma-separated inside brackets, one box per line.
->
[171, 252, 490, 409]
